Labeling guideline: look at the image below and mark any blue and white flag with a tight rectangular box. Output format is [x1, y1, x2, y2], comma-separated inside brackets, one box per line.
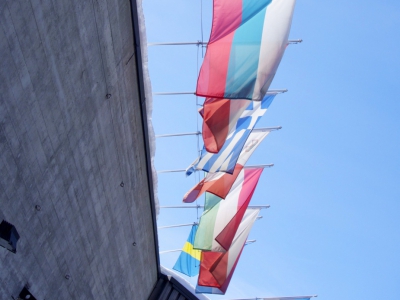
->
[186, 95, 274, 176]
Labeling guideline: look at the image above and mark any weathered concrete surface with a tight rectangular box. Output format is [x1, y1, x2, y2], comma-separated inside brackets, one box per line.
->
[0, 0, 158, 299]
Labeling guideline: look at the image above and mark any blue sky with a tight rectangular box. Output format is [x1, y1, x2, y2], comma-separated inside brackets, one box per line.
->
[142, 0, 400, 299]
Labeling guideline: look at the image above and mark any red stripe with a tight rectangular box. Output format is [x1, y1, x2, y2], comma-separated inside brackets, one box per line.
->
[212, 245, 245, 293]
[202, 98, 231, 153]
[198, 252, 224, 288]
[215, 168, 263, 250]
[196, 0, 243, 98]
[210, 0, 243, 43]
[196, 33, 234, 99]
[207, 164, 244, 199]
[182, 164, 244, 203]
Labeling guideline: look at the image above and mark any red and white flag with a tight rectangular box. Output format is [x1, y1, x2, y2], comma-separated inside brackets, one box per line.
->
[193, 168, 263, 252]
[197, 208, 260, 294]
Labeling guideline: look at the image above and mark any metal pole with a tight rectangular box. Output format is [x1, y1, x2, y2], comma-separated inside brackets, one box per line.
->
[160, 205, 270, 209]
[158, 223, 198, 229]
[157, 163, 274, 173]
[253, 126, 282, 132]
[245, 239, 256, 245]
[229, 296, 317, 300]
[156, 131, 201, 138]
[148, 41, 207, 46]
[153, 89, 288, 96]
[159, 239, 259, 254]
[153, 92, 195, 95]
[148, 40, 302, 46]
[158, 217, 262, 229]
[155, 126, 280, 140]
[159, 249, 182, 254]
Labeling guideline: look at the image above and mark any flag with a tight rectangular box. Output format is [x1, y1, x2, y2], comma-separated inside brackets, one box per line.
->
[200, 98, 250, 153]
[201, 94, 276, 153]
[184, 126, 271, 202]
[186, 127, 273, 176]
[195, 285, 224, 295]
[196, 0, 296, 100]
[183, 163, 243, 203]
[194, 168, 263, 252]
[196, 208, 261, 294]
[172, 225, 201, 277]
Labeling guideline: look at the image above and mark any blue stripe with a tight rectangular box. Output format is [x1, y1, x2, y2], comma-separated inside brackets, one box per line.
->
[187, 224, 197, 243]
[201, 129, 251, 174]
[186, 94, 277, 176]
[261, 94, 275, 108]
[173, 251, 200, 277]
[224, 7, 266, 99]
[241, 0, 273, 24]
[173, 225, 200, 277]
[195, 285, 224, 295]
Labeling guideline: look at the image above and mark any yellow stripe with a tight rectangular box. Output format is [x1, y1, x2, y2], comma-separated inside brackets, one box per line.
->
[182, 242, 201, 261]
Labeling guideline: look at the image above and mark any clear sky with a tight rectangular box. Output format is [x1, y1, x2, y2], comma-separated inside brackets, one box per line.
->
[142, 0, 400, 299]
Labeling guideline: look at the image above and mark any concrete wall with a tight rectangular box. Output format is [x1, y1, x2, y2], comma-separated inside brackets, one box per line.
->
[0, 0, 158, 298]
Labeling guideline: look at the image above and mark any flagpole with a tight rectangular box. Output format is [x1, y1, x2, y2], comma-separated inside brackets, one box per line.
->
[160, 239, 258, 254]
[158, 223, 198, 229]
[160, 205, 270, 209]
[245, 239, 256, 245]
[156, 126, 281, 139]
[148, 39, 302, 46]
[229, 296, 317, 300]
[157, 163, 274, 173]
[153, 92, 195, 95]
[156, 132, 201, 138]
[153, 89, 288, 96]
[259, 296, 318, 300]
[159, 249, 182, 254]
[159, 217, 262, 229]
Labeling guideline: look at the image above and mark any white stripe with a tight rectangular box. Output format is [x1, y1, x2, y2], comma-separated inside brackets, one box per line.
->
[237, 130, 271, 166]
[208, 129, 246, 173]
[219, 152, 234, 173]
[226, 208, 260, 274]
[211, 169, 246, 251]
[252, 0, 296, 100]
[240, 104, 267, 129]
[204, 170, 226, 183]
[228, 99, 251, 133]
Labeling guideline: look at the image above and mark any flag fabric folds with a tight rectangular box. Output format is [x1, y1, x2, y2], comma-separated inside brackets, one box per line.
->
[173, 225, 201, 277]
[200, 98, 250, 153]
[196, 208, 261, 294]
[201, 94, 275, 153]
[183, 163, 243, 203]
[194, 168, 263, 252]
[186, 127, 272, 176]
[184, 126, 272, 201]
[196, 0, 296, 101]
